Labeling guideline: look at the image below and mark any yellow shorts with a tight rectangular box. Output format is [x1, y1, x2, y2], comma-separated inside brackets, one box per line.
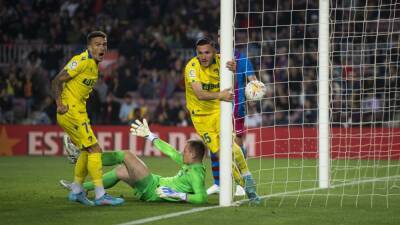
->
[191, 113, 220, 153]
[57, 109, 97, 150]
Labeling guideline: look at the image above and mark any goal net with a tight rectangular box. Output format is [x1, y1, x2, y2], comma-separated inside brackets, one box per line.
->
[233, 0, 400, 207]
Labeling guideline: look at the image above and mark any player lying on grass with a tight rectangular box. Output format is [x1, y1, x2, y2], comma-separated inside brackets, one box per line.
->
[61, 119, 208, 204]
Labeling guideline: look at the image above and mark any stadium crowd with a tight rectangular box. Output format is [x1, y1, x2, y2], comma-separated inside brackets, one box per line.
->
[0, 0, 399, 127]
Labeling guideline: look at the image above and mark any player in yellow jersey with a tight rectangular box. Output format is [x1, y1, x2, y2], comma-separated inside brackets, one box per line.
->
[184, 37, 260, 203]
[51, 31, 124, 206]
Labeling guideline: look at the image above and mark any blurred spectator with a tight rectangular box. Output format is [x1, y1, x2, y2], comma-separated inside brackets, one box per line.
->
[245, 103, 262, 128]
[119, 93, 137, 124]
[0, 0, 398, 128]
[177, 110, 189, 127]
[101, 93, 120, 124]
[94, 75, 108, 104]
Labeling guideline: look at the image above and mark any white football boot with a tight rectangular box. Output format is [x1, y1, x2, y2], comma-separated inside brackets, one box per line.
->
[234, 184, 246, 196]
[206, 184, 220, 195]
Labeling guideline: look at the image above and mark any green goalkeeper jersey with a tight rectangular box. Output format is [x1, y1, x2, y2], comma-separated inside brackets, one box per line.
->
[153, 139, 207, 204]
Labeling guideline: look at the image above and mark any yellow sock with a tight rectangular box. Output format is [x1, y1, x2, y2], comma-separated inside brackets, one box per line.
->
[74, 151, 88, 184]
[233, 142, 249, 175]
[87, 152, 103, 187]
[232, 163, 244, 187]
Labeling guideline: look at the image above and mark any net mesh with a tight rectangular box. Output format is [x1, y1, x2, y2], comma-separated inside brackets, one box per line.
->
[233, 0, 400, 207]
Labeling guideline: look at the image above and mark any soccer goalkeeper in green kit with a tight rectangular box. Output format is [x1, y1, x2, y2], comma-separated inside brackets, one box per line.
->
[60, 119, 208, 204]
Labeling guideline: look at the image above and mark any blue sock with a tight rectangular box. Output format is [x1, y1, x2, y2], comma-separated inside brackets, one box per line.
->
[210, 152, 220, 186]
[241, 146, 247, 159]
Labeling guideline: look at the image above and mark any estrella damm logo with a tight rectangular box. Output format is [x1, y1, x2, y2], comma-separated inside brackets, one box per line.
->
[201, 82, 219, 91]
[82, 78, 96, 86]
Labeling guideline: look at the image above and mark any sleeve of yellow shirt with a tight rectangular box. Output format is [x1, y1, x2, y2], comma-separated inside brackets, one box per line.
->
[63, 55, 88, 78]
[184, 60, 200, 83]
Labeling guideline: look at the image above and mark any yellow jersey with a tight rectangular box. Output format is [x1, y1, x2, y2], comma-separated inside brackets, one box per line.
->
[184, 54, 221, 115]
[61, 50, 98, 112]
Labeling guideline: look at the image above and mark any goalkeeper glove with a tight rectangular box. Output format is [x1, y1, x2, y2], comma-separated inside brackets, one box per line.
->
[130, 119, 158, 142]
[156, 186, 187, 201]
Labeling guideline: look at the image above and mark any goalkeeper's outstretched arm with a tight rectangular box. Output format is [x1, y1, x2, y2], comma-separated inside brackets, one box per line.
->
[152, 139, 183, 165]
[130, 119, 183, 165]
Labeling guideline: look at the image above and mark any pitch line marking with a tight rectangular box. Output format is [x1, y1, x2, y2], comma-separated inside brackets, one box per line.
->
[116, 205, 220, 225]
[116, 175, 400, 225]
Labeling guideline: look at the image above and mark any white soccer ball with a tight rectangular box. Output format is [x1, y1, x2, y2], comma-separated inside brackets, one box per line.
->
[245, 80, 266, 101]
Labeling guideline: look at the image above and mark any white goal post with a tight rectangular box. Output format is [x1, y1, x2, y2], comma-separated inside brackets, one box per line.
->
[220, 0, 234, 206]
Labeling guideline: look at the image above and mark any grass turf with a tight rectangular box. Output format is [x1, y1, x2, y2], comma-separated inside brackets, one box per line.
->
[0, 156, 399, 225]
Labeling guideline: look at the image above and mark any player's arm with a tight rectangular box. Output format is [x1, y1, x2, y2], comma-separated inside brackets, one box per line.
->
[242, 56, 257, 82]
[226, 58, 257, 81]
[185, 63, 232, 101]
[156, 170, 207, 204]
[51, 70, 72, 114]
[186, 169, 207, 204]
[152, 139, 183, 165]
[191, 82, 232, 102]
[130, 119, 183, 165]
[52, 56, 88, 114]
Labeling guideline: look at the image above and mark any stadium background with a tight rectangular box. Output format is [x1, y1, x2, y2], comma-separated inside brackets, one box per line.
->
[1, 0, 398, 128]
[1, 1, 400, 225]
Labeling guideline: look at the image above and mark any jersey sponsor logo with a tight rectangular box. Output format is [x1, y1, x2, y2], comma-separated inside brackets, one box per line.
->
[189, 69, 196, 78]
[82, 78, 96, 86]
[201, 82, 219, 91]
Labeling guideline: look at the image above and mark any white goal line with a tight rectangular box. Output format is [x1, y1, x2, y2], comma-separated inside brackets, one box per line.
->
[116, 175, 400, 225]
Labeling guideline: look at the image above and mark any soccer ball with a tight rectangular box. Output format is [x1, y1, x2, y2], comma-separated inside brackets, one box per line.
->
[245, 80, 266, 100]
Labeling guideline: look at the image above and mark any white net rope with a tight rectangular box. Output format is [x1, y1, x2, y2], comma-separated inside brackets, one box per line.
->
[233, 0, 400, 207]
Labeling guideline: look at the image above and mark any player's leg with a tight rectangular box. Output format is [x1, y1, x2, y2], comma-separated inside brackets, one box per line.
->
[192, 114, 222, 194]
[233, 139, 246, 196]
[86, 143, 124, 206]
[208, 152, 220, 194]
[232, 142, 260, 203]
[122, 151, 151, 183]
[57, 114, 94, 206]
[83, 150, 126, 191]
[63, 151, 134, 191]
[234, 118, 247, 196]
[234, 117, 247, 158]
[111, 152, 162, 203]
[232, 113, 260, 203]
[62, 135, 126, 167]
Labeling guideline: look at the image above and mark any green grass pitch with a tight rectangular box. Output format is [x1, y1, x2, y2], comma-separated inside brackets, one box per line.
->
[1, 156, 400, 225]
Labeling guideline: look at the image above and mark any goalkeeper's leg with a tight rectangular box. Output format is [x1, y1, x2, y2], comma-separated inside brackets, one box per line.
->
[83, 151, 126, 191]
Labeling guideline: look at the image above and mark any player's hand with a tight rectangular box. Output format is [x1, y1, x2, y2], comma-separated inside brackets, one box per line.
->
[130, 119, 151, 137]
[56, 104, 69, 115]
[130, 119, 158, 141]
[226, 60, 237, 73]
[156, 186, 187, 201]
[219, 88, 233, 102]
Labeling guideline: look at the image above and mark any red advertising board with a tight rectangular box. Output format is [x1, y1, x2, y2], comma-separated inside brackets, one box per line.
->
[0, 125, 399, 159]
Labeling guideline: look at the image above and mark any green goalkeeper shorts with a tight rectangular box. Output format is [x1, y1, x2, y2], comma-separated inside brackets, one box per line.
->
[133, 174, 163, 202]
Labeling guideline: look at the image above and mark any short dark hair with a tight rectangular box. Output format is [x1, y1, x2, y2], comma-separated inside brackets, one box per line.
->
[187, 139, 206, 161]
[195, 37, 216, 48]
[87, 31, 107, 44]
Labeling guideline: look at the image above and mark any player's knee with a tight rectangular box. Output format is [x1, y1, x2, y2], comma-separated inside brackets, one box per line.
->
[87, 143, 102, 153]
[235, 136, 244, 147]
